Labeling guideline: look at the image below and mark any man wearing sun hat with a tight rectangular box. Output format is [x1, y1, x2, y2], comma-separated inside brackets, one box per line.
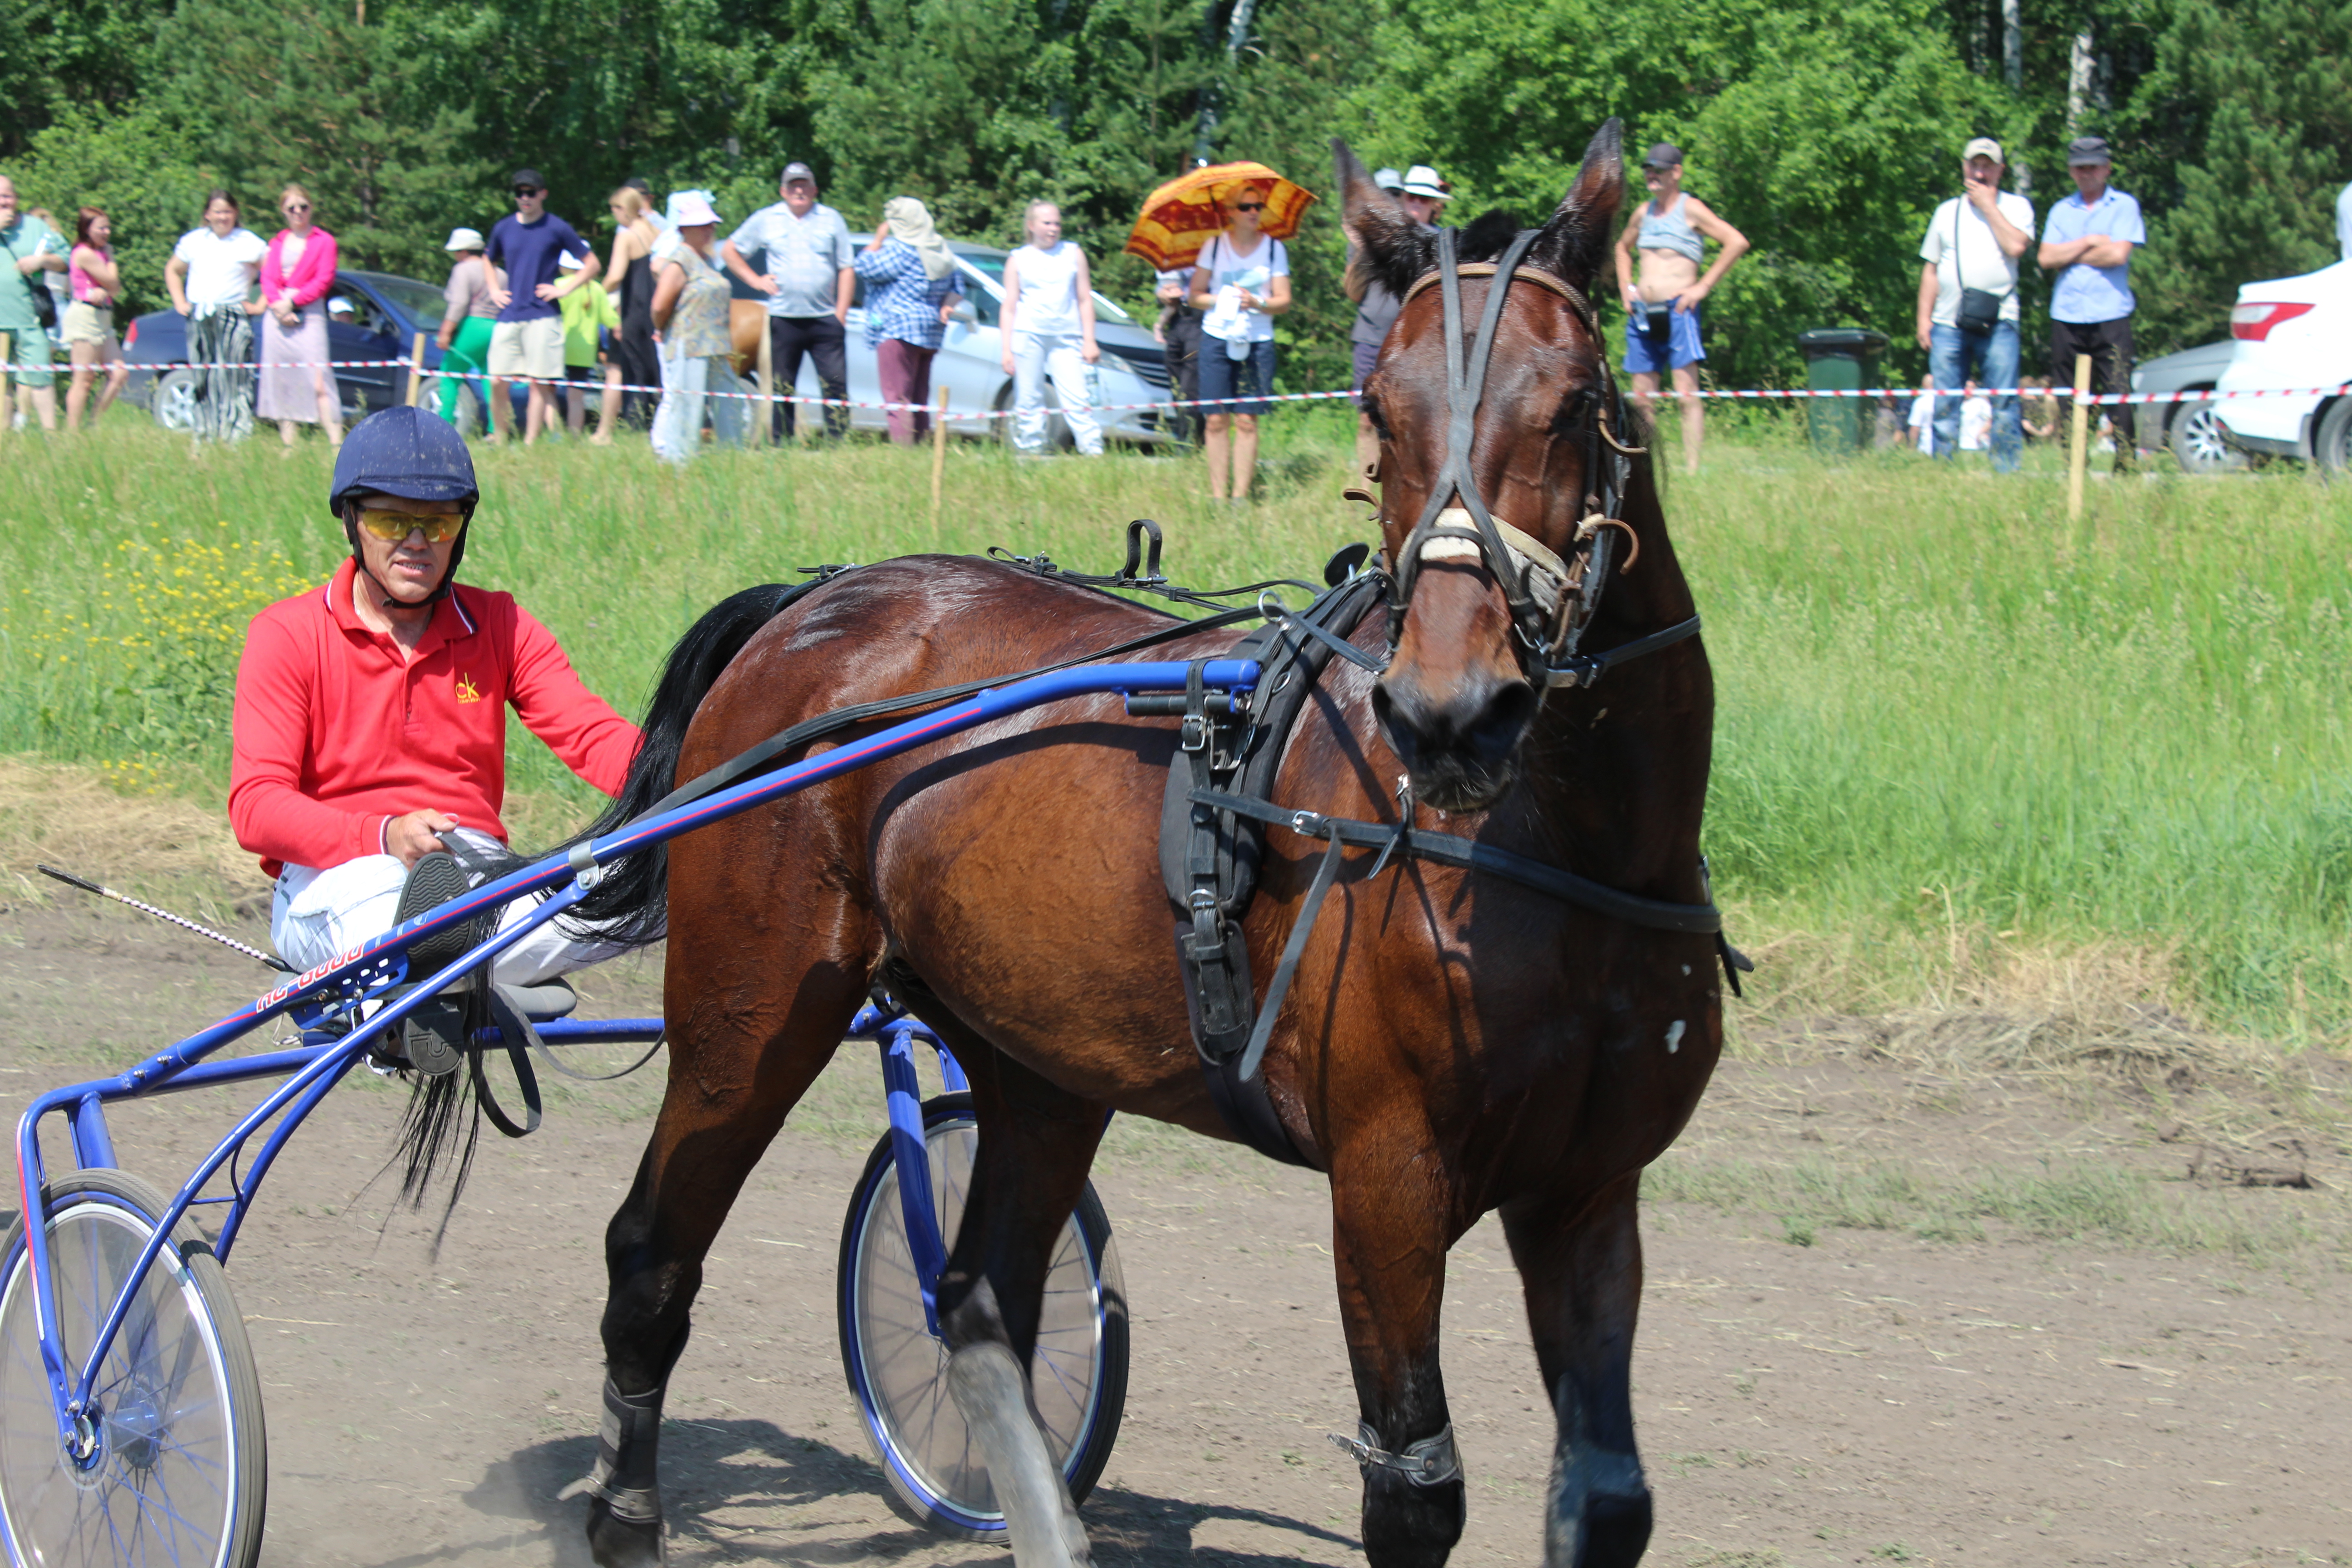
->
[229, 406, 641, 1062]
[2037, 134, 2145, 470]
[1345, 163, 1448, 480]
[723, 160, 855, 440]
[432, 225, 498, 428]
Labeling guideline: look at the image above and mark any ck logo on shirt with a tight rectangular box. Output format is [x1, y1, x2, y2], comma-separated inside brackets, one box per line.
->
[454, 674, 482, 704]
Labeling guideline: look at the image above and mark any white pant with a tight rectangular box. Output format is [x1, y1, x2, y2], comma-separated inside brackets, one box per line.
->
[1012, 332, 1102, 455]
[652, 349, 724, 464]
[270, 829, 624, 988]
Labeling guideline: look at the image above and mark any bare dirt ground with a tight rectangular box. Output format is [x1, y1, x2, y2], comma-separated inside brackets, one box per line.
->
[5, 892, 2351, 1568]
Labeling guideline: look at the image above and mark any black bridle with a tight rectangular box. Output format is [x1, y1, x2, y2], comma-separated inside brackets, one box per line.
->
[1380, 225, 1699, 689]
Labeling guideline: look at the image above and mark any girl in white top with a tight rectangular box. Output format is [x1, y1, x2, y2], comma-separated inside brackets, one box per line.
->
[164, 190, 268, 442]
[1186, 182, 1292, 501]
[998, 202, 1103, 456]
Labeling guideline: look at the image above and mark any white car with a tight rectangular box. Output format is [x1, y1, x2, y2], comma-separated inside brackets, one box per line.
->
[2214, 260, 2352, 468]
[774, 239, 1182, 447]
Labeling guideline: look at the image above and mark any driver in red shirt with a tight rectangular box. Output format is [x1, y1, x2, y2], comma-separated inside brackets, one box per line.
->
[229, 407, 642, 1029]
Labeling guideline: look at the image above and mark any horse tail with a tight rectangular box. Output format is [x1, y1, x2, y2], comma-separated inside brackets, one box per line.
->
[558, 579, 812, 944]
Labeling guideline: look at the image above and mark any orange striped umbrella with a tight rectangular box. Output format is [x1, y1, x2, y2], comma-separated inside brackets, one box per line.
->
[1123, 162, 1318, 271]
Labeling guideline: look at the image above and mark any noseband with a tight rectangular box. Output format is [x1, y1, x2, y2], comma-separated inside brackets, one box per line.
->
[1382, 226, 1696, 688]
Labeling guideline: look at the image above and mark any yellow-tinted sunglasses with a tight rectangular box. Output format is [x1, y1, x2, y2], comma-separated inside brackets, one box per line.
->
[355, 508, 466, 543]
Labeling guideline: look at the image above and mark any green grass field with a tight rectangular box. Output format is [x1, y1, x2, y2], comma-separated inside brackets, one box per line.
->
[5, 407, 2350, 1041]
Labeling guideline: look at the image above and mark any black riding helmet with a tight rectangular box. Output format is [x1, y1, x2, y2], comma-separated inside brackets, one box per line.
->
[327, 406, 480, 606]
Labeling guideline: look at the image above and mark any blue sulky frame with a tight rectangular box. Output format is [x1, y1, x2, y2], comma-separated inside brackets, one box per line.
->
[10, 658, 1256, 1470]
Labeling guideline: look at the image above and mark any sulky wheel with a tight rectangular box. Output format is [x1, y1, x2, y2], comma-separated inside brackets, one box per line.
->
[836, 1092, 1127, 1540]
[0, 1168, 267, 1568]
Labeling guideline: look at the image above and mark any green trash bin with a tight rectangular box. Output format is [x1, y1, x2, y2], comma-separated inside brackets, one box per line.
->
[1797, 328, 1891, 455]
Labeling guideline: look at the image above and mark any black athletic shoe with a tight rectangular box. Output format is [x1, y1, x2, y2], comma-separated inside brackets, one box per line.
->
[391, 852, 496, 1076]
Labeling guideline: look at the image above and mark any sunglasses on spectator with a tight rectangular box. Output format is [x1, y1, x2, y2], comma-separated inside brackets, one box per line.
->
[284, 202, 311, 214]
[355, 509, 466, 543]
[1234, 201, 1267, 212]
[514, 187, 544, 198]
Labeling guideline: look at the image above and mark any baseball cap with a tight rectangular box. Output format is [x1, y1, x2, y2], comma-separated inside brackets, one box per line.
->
[2067, 135, 2113, 166]
[511, 167, 547, 191]
[1399, 165, 1450, 200]
[671, 192, 721, 226]
[1962, 137, 2004, 163]
[1372, 167, 1404, 192]
[442, 226, 484, 252]
[1641, 143, 1684, 169]
[780, 162, 817, 186]
[558, 251, 583, 270]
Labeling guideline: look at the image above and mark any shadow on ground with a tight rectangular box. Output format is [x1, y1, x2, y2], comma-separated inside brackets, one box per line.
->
[430, 1420, 1359, 1568]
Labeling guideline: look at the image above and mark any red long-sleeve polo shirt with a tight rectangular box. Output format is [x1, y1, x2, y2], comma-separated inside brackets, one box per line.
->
[228, 558, 641, 878]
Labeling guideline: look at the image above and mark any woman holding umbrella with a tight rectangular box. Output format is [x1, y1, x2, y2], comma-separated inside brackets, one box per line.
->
[1187, 180, 1291, 502]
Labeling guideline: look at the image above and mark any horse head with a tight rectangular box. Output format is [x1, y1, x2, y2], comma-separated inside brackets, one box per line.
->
[1338, 122, 1635, 813]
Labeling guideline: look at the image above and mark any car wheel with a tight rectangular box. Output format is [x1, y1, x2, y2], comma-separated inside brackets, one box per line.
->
[150, 368, 201, 433]
[2169, 400, 2247, 475]
[990, 381, 1073, 451]
[2313, 397, 2352, 476]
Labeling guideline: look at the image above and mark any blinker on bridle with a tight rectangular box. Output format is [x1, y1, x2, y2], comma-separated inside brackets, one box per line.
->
[1381, 225, 1700, 689]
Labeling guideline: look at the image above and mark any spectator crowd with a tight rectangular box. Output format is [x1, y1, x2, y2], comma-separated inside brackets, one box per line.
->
[0, 132, 2229, 481]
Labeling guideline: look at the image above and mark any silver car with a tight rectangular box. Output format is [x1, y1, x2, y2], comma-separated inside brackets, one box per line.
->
[776, 239, 1180, 446]
[2129, 339, 2244, 473]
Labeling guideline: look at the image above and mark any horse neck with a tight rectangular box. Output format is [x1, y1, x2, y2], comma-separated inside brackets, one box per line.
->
[1512, 446, 1712, 897]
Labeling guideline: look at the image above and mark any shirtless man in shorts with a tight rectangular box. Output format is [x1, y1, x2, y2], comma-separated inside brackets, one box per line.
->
[1611, 142, 1749, 475]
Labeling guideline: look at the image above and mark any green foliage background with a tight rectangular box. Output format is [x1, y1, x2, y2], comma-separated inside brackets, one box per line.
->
[4, 0, 2348, 385]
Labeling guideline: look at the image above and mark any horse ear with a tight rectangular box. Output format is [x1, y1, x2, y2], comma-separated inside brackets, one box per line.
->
[1528, 118, 1627, 293]
[1333, 137, 1434, 298]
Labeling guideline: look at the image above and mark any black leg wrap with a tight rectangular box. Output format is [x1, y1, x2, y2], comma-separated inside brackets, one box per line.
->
[564, 1372, 675, 1567]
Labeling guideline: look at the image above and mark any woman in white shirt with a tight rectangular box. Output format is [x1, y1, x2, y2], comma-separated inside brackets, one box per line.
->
[1186, 182, 1291, 502]
[998, 202, 1102, 456]
[164, 190, 268, 443]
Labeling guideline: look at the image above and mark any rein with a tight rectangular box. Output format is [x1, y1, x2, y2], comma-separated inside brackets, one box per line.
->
[1384, 229, 1701, 689]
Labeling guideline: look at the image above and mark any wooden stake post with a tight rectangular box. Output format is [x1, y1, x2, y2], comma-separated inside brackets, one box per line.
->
[931, 390, 951, 526]
[405, 332, 428, 407]
[755, 324, 775, 448]
[2067, 351, 2092, 520]
[0, 331, 12, 435]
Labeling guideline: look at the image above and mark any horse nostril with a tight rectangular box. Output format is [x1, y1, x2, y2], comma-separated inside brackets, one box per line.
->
[1374, 675, 1538, 772]
[1461, 679, 1538, 766]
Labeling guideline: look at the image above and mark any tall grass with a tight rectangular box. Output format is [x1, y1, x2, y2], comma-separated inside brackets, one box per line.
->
[4, 412, 2350, 1038]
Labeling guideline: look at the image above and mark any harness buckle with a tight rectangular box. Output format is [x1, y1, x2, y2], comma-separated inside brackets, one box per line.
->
[1180, 712, 1210, 753]
[1187, 887, 1222, 947]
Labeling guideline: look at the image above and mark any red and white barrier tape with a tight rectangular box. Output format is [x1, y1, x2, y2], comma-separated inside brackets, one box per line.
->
[8, 357, 2348, 412]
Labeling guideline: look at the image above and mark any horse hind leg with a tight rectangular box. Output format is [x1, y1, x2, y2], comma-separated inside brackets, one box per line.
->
[575, 964, 865, 1568]
[931, 1028, 1111, 1568]
[1501, 1175, 1653, 1568]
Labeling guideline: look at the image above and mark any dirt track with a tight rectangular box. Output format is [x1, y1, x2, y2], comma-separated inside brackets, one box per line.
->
[4, 897, 2349, 1567]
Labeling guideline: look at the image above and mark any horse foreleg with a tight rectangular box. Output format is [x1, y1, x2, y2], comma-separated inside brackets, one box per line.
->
[933, 1036, 1109, 1568]
[1331, 1151, 1466, 1568]
[578, 986, 856, 1568]
[1502, 1174, 1651, 1568]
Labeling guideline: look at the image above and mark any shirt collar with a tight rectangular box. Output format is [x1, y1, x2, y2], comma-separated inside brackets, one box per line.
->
[327, 556, 476, 653]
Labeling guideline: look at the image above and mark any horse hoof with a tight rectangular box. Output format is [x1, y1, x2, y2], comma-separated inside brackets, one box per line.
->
[586, 1496, 666, 1568]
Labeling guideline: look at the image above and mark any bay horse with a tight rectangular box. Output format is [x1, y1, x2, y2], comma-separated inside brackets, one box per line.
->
[563, 120, 1722, 1568]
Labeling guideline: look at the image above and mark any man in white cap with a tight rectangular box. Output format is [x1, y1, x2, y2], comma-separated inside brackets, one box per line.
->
[1344, 165, 1447, 480]
[1612, 142, 1749, 474]
[722, 161, 854, 440]
[2036, 135, 2143, 470]
[432, 226, 498, 429]
[1916, 136, 2034, 472]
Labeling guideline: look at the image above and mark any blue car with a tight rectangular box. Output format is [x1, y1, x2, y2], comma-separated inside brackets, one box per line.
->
[122, 269, 526, 431]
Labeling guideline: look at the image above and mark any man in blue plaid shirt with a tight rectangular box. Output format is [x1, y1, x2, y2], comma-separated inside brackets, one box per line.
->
[854, 196, 965, 446]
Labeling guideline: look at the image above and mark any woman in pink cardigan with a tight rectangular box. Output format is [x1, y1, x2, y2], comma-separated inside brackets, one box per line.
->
[257, 183, 343, 447]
